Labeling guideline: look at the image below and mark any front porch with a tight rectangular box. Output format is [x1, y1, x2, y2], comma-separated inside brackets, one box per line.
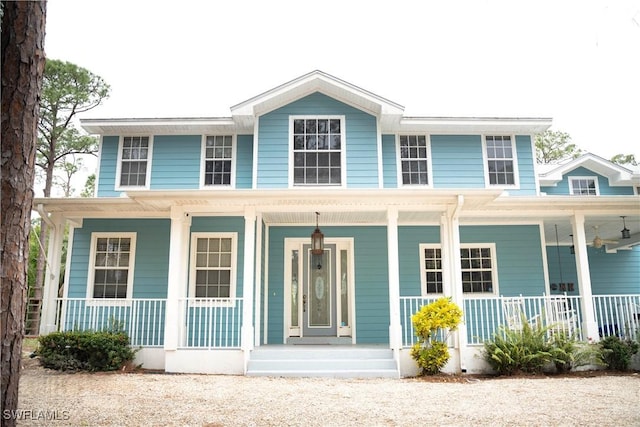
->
[51, 293, 640, 376]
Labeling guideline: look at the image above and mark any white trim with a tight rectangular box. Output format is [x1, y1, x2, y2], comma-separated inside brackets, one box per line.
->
[288, 115, 347, 188]
[115, 135, 153, 191]
[569, 176, 600, 196]
[262, 224, 270, 344]
[482, 134, 520, 189]
[94, 136, 103, 197]
[395, 133, 433, 188]
[376, 117, 383, 189]
[538, 222, 551, 295]
[199, 134, 237, 189]
[252, 118, 259, 189]
[188, 232, 238, 306]
[86, 232, 137, 305]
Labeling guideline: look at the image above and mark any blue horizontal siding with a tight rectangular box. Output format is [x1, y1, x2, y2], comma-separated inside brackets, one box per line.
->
[398, 226, 440, 295]
[381, 134, 397, 188]
[541, 166, 635, 195]
[236, 135, 253, 188]
[514, 135, 537, 195]
[151, 135, 201, 190]
[431, 135, 485, 188]
[97, 136, 120, 197]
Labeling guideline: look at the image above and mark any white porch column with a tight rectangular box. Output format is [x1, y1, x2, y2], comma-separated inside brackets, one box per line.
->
[39, 213, 65, 335]
[572, 213, 599, 341]
[164, 208, 191, 352]
[242, 208, 256, 357]
[387, 207, 402, 351]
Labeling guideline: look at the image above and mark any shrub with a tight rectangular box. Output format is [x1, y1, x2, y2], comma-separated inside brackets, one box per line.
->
[549, 333, 605, 373]
[599, 336, 639, 371]
[410, 297, 463, 375]
[37, 330, 137, 372]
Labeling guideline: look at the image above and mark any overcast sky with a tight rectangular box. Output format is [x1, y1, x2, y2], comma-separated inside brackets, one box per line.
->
[45, 0, 639, 163]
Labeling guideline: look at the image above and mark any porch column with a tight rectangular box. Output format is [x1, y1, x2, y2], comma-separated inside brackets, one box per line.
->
[387, 207, 402, 351]
[242, 208, 256, 357]
[164, 208, 191, 352]
[39, 213, 65, 335]
[572, 213, 599, 341]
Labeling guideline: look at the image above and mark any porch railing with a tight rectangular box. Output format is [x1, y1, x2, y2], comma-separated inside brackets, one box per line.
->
[593, 295, 640, 340]
[177, 298, 243, 349]
[55, 298, 166, 347]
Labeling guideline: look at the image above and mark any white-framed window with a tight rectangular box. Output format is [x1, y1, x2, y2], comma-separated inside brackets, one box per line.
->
[290, 116, 345, 187]
[419, 244, 443, 294]
[116, 136, 152, 189]
[189, 233, 237, 300]
[484, 135, 518, 187]
[419, 243, 498, 296]
[202, 135, 234, 187]
[569, 176, 599, 195]
[87, 233, 136, 301]
[399, 135, 431, 186]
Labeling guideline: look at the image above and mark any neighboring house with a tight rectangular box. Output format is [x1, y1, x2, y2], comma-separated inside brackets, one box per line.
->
[35, 71, 640, 377]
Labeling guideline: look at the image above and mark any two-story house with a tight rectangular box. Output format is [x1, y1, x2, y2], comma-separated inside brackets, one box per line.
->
[35, 71, 640, 377]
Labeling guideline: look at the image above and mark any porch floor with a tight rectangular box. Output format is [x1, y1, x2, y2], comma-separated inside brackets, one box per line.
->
[247, 345, 399, 378]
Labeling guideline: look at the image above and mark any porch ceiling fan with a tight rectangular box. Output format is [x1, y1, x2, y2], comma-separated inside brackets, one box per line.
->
[588, 226, 618, 248]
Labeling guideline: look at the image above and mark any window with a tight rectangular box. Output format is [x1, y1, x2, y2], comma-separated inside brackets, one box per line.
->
[420, 245, 443, 294]
[88, 233, 136, 300]
[485, 135, 516, 186]
[203, 135, 233, 186]
[292, 117, 343, 186]
[118, 136, 151, 187]
[399, 135, 429, 185]
[190, 233, 237, 299]
[420, 244, 497, 295]
[460, 246, 495, 294]
[569, 177, 598, 195]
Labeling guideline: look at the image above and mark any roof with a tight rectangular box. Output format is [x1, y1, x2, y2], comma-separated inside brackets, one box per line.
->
[538, 153, 640, 187]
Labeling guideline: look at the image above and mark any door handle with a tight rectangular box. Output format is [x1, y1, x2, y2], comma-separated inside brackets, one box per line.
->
[303, 294, 307, 312]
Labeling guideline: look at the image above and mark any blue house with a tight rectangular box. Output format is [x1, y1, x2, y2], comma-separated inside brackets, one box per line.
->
[35, 71, 640, 376]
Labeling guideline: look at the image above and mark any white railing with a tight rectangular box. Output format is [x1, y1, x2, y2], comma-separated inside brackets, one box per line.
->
[55, 298, 166, 347]
[177, 298, 243, 349]
[593, 295, 640, 341]
[400, 294, 586, 347]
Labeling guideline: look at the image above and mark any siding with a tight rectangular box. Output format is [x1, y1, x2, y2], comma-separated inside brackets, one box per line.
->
[68, 219, 171, 298]
[256, 92, 379, 188]
[431, 135, 485, 188]
[381, 134, 397, 188]
[236, 135, 253, 188]
[151, 135, 200, 190]
[541, 166, 635, 195]
[398, 226, 440, 295]
[514, 135, 537, 195]
[97, 136, 120, 197]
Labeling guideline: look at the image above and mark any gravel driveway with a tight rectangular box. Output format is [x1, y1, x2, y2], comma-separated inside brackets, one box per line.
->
[15, 362, 640, 427]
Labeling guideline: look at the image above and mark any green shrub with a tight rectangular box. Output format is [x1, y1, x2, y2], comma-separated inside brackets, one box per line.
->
[599, 336, 639, 371]
[549, 333, 605, 373]
[37, 330, 137, 372]
[411, 297, 463, 375]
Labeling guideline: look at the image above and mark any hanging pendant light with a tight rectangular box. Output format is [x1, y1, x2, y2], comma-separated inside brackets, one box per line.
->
[311, 212, 324, 255]
[620, 216, 631, 239]
[569, 234, 575, 254]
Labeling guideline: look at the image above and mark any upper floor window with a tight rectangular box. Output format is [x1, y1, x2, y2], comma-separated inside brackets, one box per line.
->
[203, 135, 233, 186]
[291, 117, 344, 186]
[117, 136, 151, 188]
[399, 135, 430, 185]
[485, 135, 516, 186]
[189, 233, 237, 299]
[88, 233, 136, 300]
[569, 177, 598, 195]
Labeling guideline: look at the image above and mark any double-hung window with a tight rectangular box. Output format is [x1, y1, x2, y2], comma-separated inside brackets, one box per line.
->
[399, 135, 430, 185]
[485, 135, 516, 186]
[118, 136, 151, 188]
[569, 177, 598, 195]
[190, 233, 237, 300]
[420, 244, 443, 294]
[88, 233, 136, 300]
[292, 117, 343, 186]
[203, 135, 233, 186]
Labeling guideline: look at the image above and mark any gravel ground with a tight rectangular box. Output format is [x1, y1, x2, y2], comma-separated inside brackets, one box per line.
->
[15, 361, 640, 427]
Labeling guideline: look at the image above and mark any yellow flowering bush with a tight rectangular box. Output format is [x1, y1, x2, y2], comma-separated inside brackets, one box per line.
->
[410, 297, 463, 375]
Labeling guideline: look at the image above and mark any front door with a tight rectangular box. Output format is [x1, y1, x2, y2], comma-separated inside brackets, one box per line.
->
[285, 238, 353, 340]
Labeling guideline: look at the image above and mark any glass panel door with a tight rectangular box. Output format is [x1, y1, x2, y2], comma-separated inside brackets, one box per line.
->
[303, 244, 337, 337]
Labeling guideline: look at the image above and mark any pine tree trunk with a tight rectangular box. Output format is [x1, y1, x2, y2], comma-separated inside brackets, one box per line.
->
[1, 2, 47, 426]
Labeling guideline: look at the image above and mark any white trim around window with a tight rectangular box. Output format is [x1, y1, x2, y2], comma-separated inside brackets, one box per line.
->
[188, 232, 238, 306]
[419, 243, 443, 295]
[86, 232, 137, 305]
[569, 176, 599, 195]
[396, 134, 432, 187]
[199, 134, 236, 189]
[482, 135, 520, 189]
[288, 115, 346, 188]
[115, 136, 153, 191]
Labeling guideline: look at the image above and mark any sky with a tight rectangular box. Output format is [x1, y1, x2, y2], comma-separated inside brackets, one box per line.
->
[42, 0, 640, 194]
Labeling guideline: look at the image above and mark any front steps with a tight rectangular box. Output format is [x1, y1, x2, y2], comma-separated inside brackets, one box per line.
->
[246, 345, 399, 378]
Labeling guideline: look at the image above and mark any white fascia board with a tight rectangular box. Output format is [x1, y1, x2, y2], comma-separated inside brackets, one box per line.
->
[392, 117, 552, 134]
[80, 117, 239, 135]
